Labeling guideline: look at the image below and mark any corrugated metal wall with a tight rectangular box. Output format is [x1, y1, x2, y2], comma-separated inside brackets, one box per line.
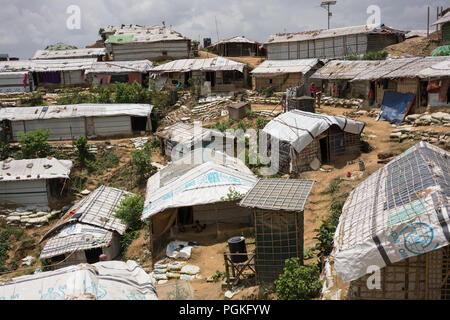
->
[11, 118, 86, 141]
[112, 41, 190, 61]
[0, 74, 31, 93]
[61, 71, 86, 85]
[266, 34, 368, 60]
[0, 179, 48, 206]
[92, 116, 132, 137]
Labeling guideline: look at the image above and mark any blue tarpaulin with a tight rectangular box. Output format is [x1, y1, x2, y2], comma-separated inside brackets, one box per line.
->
[380, 91, 415, 125]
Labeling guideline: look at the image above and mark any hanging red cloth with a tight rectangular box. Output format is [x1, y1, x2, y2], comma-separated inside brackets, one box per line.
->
[128, 73, 141, 84]
[23, 73, 28, 88]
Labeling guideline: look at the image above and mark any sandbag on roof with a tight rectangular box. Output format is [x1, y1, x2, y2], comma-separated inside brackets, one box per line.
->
[262, 110, 365, 153]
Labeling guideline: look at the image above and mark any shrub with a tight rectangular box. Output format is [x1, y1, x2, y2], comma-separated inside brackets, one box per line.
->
[246, 108, 257, 119]
[87, 149, 119, 175]
[131, 144, 155, 184]
[220, 187, 245, 201]
[19, 92, 45, 106]
[113, 82, 150, 104]
[321, 178, 343, 194]
[210, 119, 234, 132]
[0, 141, 11, 161]
[256, 117, 268, 130]
[114, 194, 145, 231]
[262, 86, 275, 98]
[18, 129, 51, 159]
[237, 119, 247, 131]
[73, 136, 93, 167]
[274, 259, 322, 300]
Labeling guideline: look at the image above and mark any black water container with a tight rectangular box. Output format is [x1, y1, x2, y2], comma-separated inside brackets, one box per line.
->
[227, 236, 247, 263]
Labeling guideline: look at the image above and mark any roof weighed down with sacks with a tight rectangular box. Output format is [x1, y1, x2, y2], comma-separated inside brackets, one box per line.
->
[333, 142, 450, 283]
[262, 110, 365, 153]
[240, 179, 315, 212]
[0, 157, 72, 182]
[0, 260, 158, 300]
[142, 148, 258, 219]
[150, 57, 246, 73]
[251, 59, 320, 76]
[104, 25, 189, 44]
[0, 104, 153, 122]
[40, 185, 132, 259]
[265, 24, 406, 44]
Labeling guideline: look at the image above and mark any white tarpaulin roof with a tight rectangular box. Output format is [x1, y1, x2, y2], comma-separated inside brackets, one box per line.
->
[30, 59, 97, 72]
[0, 104, 153, 121]
[142, 148, 257, 219]
[262, 110, 365, 153]
[150, 57, 246, 73]
[211, 36, 258, 46]
[0, 260, 157, 300]
[334, 142, 450, 282]
[32, 48, 106, 60]
[85, 60, 153, 74]
[251, 59, 319, 75]
[104, 25, 188, 43]
[0, 157, 72, 182]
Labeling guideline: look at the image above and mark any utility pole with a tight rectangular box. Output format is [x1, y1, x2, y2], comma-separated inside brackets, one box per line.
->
[215, 16, 220, 42]
[320, 1, 337, 29]
[427, 6, 430, 37]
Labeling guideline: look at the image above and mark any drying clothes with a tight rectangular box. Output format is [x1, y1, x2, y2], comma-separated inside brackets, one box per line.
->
[23, 73, 28, 88]
[427, 80, 440, 93]
[128, 73, 141, 84]
[41, 72, 61, 84]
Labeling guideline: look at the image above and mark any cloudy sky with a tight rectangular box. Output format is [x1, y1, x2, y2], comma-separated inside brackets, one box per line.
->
[0, 0, 448, 59]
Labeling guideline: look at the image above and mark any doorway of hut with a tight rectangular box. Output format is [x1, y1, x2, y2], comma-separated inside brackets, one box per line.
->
[319, 137, 329, 164]
[205, 72, 216, 87]
[85, 247, 103, 264]
[131, 116, 148, 132]
[177, 206, 193, 232]
[184, 72, 192, 87]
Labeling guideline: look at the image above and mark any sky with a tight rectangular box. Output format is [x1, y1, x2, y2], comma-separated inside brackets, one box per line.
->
[0, 0, 448, 59]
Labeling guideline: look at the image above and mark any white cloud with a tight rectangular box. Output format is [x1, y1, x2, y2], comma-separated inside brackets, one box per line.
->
[0, 0, 447, 59]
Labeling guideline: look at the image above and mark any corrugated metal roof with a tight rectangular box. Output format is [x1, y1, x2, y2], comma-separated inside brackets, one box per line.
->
[150, 57, 246, 73]
[0, 60, 34, 72]
[211, 36, 258, 46]
[32, 48, 105, 60]
[311, 60, 382, 80]
[265, 24, 405, 44]
[85, 60, 153, 74]
[142, 148, 257, 219]
[251, 59, 319, 75]
[104, 25, 189, 44]
[350, 58, 419, 81]
[431, 11, 450, 26]
[239, 178, 315, 211]
[31, 59, 97, 72]
[0, 157, 72, 182]
[43, 185, 132, 243]
[0, 104, 153, 121]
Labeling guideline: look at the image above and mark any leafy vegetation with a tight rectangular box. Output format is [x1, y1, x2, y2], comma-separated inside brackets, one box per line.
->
[321, 178, 343, 194]
[18, 129, 51, 159]
[87, 149, 119, 175]
[274, 258, 322, 300]
[210, 119, 234, 132]
[19, 92, 45, 106]
[220, 187, 245, 201]
[212, 270, 227, 282]
[114, 194, 145, 231]
[245, 108, 257, 119]
[347, 50, 388, 61]
[256, 117, 269, 130]
[262, 86, 275, 98]
[131, 143, 156, 184]
[73, 136, 94, 168]
[0, 141, 11, 161]
[0, 221, 24, 272]
[237, 119, 247, 131]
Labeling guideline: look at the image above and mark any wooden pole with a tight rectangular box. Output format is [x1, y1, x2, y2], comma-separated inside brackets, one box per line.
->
[427, 6, 430, 37]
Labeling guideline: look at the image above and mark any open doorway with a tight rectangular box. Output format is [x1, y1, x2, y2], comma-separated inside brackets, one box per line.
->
[184, 72, 192, 86]
[131, 116, 148, 131]
[319, 137, 329, 164]
[205, 72, 216, 87]
[85, 247, 103, 264]
[177, 206, 193, 232]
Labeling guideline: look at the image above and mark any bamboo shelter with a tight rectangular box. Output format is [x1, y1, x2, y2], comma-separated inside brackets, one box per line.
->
[239, 179, 314, 282]
[332, 142, 450, 299]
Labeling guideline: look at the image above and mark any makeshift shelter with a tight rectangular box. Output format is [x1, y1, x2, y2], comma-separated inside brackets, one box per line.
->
[264, 24, 406, 60]
[0, 103, 153, 142]
[239, 178, 314, 282]
[0, 157, 72, 208]
[142, 148, 257, 258]
[150, 57, 248, 92]
[155, 121, 235, 160]
[40, 185, 132, 268]
[208, 36, 263, 57]
[250, 59, 322, 91]
[85, 60, 153, 86]
[333, 142, 450, 300]
[102, 25, 191, 61]
[31, 59, 97, 87]
[431, 11, 450, 45]
[32, 48, 106, 61]
[0, 260, 158, 300]
[262, 110, 365, 174]
[0, 71, 34, 93]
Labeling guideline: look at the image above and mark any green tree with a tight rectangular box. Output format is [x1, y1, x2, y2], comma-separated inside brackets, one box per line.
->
[114, 194, 145, 231]
[274, 258, 322, 300]
[73, 136, 93, 167]
[131, 143, 156, 184]
[18, 129, 51, 159]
